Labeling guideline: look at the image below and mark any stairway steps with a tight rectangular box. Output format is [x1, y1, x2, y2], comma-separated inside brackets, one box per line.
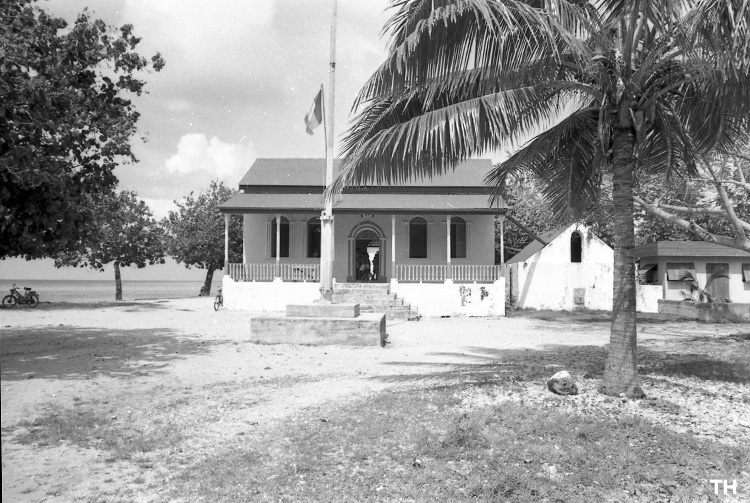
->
[332, 283, 418, 321]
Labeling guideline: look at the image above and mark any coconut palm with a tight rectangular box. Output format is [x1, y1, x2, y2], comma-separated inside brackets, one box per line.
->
[332, 0, 750, 397]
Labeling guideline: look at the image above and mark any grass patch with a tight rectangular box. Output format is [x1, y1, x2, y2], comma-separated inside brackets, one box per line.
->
[169, 387, 748, 502]
[16, 406, 182, 462]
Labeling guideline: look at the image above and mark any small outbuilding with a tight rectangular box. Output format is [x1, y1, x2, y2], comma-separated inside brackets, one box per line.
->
[505, 224, 615, 311]
[634, 241, 750, 319]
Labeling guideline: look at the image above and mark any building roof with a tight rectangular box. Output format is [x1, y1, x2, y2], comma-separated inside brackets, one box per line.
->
[505, 228, 566, 264]
[238, 158, 494, 188]
[634, 241, 750, 258]
[219, 192, 498, 214]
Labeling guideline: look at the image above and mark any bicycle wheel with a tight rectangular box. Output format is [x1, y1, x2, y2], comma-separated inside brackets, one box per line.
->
[28, 294, 39, 308]
[214, 298, 221, 311]
[2, 295, 16, 309]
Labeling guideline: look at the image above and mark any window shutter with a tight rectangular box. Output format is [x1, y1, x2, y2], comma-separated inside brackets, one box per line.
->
[666, 262, 695, 281]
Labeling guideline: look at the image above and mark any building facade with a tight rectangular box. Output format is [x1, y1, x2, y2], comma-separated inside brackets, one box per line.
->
[218, 159, 506, 316]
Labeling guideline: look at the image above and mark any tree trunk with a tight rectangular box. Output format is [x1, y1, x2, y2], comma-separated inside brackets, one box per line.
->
[598, 124, 645, 398]
[200, 267, 214, 296]
[114, 261, 123, 301]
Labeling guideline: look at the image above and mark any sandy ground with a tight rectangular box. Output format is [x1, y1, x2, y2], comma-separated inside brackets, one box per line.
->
[1, 298, 748, 502]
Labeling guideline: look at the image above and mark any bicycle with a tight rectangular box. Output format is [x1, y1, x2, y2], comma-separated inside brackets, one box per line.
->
[2, 284, 40, 308]
[213, 288, 223, 311]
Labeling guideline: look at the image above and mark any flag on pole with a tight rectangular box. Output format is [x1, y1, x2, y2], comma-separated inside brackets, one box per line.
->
[304, 87, 323, 135]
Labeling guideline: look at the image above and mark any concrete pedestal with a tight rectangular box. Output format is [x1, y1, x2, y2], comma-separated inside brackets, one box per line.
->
[250, 312, 386, 346]
[287, 303, 360, 318]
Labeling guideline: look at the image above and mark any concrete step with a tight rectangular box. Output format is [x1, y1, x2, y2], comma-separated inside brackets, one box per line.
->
[385, 309, 420, 321]
[334, 286, 391, 295]
[346, 299, 406, 309]
[359, 303, 411, 312]
[332, 292, 397, 300]
[332, 294, 400, 303]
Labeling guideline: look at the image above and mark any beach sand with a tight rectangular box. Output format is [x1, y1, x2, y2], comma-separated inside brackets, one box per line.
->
[1, 299, 748, 501]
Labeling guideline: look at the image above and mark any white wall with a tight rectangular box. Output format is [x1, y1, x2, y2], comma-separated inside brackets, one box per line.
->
[223, 276, 319, 311]
[636, 285, 662, 313]
[509, 262, 614, 310]
[507, 225, 615, 311]
[392, 279, 505, 317]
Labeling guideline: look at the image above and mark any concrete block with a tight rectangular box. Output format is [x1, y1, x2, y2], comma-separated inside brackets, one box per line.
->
[287, 303, 360, 318]
[250, 313, 386, 346]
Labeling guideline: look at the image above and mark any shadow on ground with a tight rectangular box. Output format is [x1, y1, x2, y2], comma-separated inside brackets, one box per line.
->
[0, 325, 220, 381]
[14, 301, 173, 312]
[373, 339, 750, 386]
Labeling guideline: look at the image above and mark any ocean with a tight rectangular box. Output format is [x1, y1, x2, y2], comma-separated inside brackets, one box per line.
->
[0, 279, 223, 303]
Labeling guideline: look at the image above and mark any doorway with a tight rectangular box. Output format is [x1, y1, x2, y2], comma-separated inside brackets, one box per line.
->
[348, 223, 387, 282]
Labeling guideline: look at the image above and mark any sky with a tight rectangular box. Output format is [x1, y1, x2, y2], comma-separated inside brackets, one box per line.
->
[2, 0, 397, 281]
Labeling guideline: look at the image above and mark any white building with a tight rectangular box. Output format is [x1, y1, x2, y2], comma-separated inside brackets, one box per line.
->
[505, 224, 616, 311]
[218, 158, 506, 317]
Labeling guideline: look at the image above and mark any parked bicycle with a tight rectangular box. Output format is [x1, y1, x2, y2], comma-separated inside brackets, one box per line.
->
[213, 288, 223, 311]
[2, 284, 40, 308]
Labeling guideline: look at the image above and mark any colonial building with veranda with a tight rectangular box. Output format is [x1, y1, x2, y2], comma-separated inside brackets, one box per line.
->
[218, 158, 506, 317]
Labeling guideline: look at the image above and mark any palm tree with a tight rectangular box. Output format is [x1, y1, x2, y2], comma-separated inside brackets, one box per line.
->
[332, 0, 750, 397]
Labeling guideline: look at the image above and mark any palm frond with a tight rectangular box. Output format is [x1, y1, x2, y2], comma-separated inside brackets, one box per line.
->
[354, 0, 590, 111]
[486, 104, 602, 220]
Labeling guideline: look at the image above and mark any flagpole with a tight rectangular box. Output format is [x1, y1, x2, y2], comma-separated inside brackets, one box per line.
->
[319, 0, 337, 303]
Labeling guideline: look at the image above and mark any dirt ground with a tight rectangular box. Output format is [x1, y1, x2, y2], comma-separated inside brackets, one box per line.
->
[1, 299, 748, 502]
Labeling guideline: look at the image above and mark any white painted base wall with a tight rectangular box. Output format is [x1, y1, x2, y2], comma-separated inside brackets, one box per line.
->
[223, 276, 506, 317]
[392, 279, 505, 317]
[223, 277, 320, 311]
[636, 285, 661, 313]
[508, 262, 613, 311]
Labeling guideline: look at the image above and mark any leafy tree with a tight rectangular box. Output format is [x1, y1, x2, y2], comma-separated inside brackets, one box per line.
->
[635, 144, 750, 246]
[162, 181, 242, 296]
[497, 173, 558, 262]
[55, 191, 165, 300]
[498, 172, 614, 263]
[0, 0, 164, 258]
[331, 0, 750, 397]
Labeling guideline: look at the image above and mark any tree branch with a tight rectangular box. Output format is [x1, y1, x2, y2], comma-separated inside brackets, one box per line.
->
[704, 162, 750, 237]
[634, 196, 750, 252]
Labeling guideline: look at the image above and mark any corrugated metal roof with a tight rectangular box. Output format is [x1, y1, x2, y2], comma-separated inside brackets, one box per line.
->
[505, 228, 566, 264]
[634, 241, 750, 258]
[219, 192, 498, 214]
[238, 158, 494, 187]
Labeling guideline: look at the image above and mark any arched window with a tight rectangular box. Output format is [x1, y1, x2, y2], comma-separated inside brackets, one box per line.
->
[409, 217, 428, 258]
[570, 231, 582, 263]
[450, 217, 467, 258]
[271, 216, 290, 258]
[307, 217, 321, 258]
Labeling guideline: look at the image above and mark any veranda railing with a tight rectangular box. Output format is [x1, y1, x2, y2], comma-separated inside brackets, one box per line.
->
[227, 263, 320, 282]
[396, 264, 503, 283]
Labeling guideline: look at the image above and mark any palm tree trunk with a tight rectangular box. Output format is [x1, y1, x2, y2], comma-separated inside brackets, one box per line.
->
[200, 267, 214, 296]
[598, 125, 645, 399]
[114, 261, 123, 301]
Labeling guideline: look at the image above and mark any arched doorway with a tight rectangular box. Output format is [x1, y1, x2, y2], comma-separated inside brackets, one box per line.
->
[348, 222, 387, 282]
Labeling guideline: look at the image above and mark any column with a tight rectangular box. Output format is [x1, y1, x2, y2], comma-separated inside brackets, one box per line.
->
[347, 238, 355, 281]
[446, 215, 452, 282]
[275, 214, 281, 279]
[224, 213, 230, 274]
[498, 215, 505, 264]
[391, 215, 397, 282]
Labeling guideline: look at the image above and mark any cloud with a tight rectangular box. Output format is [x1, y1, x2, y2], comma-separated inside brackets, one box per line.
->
[165, 134, 255, 183]
[139, 197, 178, 220]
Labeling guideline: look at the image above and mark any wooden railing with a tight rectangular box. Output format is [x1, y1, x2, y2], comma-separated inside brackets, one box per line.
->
[451, 265, 504, 282]
[397, 264, 503, 283]
[227, 263, 320, 282]
[397, 265, 446, 282]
